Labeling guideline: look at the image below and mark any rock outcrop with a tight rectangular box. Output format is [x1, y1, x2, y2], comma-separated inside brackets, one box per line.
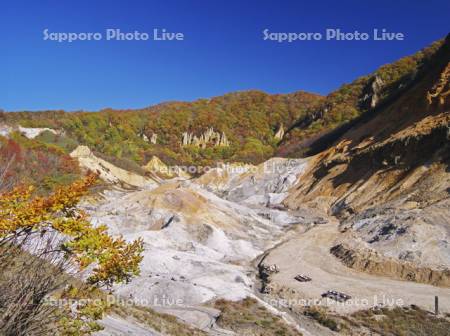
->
[194, 157, 309, 208]
[181, 128, 229, 148]
[360, 75, 384, 109]
[141, 132, 158, 144]
[70, 146, 158, 189]
[427, 62, 450, 105]
[0, 124, 13, 137]
[0, 124, 60, 139]
[81, 173, 308, 329]
[274, 124, 285, 140]
[150, 133, 158, 144]
[330, 243, 450, 287]
[142, 156, 190, 179]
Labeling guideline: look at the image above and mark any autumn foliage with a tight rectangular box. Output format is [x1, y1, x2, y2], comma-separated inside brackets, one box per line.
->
[3, 90, 323, 166]
[0, 135, 80, 192]
[0, 172, 143, 287]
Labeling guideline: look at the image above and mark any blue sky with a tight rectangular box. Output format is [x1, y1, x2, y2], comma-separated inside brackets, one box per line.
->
[1, 0, 449, 111]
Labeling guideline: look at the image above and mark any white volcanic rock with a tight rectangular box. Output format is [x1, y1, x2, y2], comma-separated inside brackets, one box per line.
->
[224, 158, 308, 204]
[194, 158, 308, 205]
[18, 126, 59, 138]
[83, 162, 313, 331]
[0, 124, 60, 139]
[83, 155, 450, 333]
[341, 198, 450, 270]
[0, 124, 14, 137]
[83, 157, 313, 309]
[195, 158, 309, 210]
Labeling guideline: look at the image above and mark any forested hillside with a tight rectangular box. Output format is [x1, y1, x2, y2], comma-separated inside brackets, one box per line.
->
[0, 132, 80, 192]
[279, 38, 444, 156]
[2, 90, 322, 167]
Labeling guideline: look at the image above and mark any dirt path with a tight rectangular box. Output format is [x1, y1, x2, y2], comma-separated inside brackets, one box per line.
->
[262, 223, 450, 315]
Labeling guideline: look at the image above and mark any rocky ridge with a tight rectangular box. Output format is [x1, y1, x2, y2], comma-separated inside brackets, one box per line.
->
[70, 145, 159, 189]
[181, 128, 230, 148]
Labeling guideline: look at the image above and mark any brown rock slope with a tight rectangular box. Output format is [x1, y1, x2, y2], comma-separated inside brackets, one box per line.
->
[284, 34, 450, 217]
[283, 34, 450, 285]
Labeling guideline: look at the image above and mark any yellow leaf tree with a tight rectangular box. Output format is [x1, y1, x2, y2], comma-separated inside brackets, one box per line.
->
[0, 173, 144, 335]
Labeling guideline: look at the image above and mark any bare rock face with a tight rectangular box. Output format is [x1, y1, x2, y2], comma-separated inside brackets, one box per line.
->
[181, 128, 229, 148]
[218, 131, 230, 146]
[224, 158, 309, 205]
[427, 62, 450, 105]
[258, 261, 279, 294]
[360, 75, 384, 110]
[70, 146, 158, 189]
[330, 243, 450, 287]
[150, 133, 158, 144]
[193, 157, 311, 214]
[0, 123, 60, 139]
[0, 123, 14, 137]
[282, 114, 450, 293]
[274, 124, 285, 140]
[142, 132, 157, 144]
[142, 156, 169, 176]
[142, 155, 190, 179]
[342, 199, 450, 261]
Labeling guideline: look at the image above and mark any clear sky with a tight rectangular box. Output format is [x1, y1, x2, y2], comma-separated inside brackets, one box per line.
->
[1, 0, 449, 111]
